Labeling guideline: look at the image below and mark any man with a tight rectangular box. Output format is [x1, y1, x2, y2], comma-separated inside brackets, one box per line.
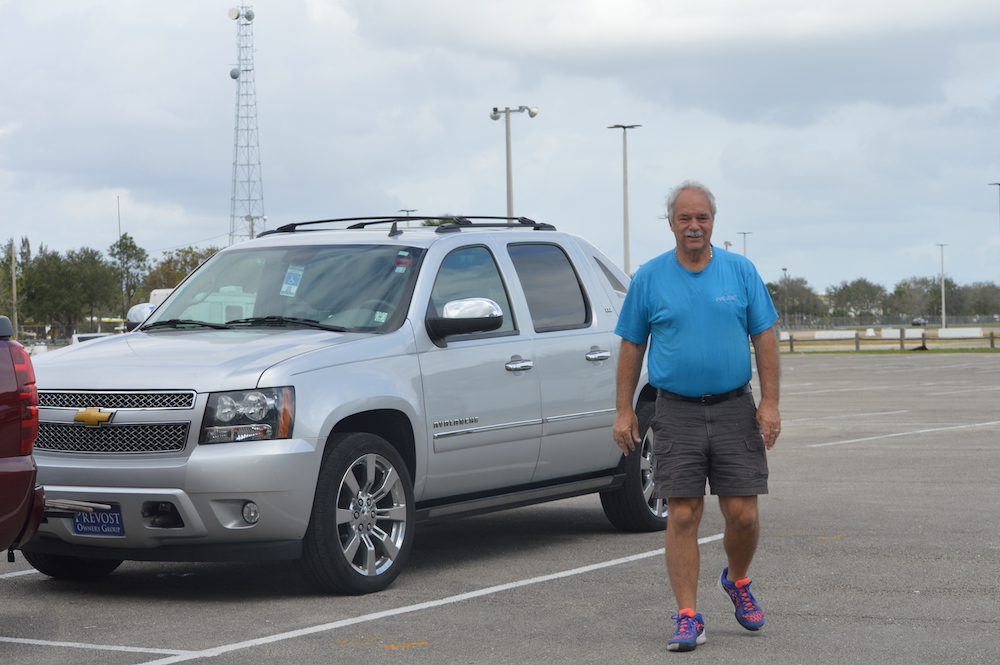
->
[613, 181, 781, 653]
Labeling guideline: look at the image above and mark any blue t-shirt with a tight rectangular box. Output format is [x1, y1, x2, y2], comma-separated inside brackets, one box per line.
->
[615, 246, 778, 397]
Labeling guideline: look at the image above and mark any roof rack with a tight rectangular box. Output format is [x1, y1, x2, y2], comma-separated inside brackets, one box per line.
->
[258, 216, 555, 237]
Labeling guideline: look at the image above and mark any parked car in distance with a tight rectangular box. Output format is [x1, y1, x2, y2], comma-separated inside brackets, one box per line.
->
[0, 316, 44, 556]
[911, 317, 928, 326]
[26, 216, 664, 594]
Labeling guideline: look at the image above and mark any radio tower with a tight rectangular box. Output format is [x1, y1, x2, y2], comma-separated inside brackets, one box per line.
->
[228, 6, 266, 244]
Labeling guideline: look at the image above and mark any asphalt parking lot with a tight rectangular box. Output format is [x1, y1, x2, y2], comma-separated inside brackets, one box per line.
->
[2, 352, 998, 665]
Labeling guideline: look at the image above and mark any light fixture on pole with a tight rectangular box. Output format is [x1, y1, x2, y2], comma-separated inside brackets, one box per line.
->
[490, 106, 538, 219]
[738, 231, 752, 256]
[608, 124, 641, 275]
[398, 209, 416, 227]
[937, 243, 948, 328]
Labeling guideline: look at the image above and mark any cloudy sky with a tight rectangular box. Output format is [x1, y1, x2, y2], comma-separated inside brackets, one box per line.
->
[3, 0, 1000, 293]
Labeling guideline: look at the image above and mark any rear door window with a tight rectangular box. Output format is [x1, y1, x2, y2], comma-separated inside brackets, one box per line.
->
[507, 243, 591, 332]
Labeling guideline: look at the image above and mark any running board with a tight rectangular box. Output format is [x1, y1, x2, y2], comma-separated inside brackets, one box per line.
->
[415, 473, 624, 525]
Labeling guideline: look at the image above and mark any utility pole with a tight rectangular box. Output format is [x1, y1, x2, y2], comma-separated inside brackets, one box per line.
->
[10, 242, 17, 339]
[937, 244, 947, 328]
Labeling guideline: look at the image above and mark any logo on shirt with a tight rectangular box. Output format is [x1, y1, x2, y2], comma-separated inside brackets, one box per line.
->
[716, 291, 739, 306]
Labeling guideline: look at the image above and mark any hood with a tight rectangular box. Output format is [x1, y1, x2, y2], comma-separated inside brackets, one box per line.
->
[33, 328, 367, 392]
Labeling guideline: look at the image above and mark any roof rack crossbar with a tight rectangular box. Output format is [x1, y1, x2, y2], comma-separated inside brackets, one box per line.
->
[258, 216, 556, 236]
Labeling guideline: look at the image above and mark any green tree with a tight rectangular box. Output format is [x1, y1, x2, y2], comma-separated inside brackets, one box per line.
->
[826, 278, 887, 317]
[21, 247, 81, 332]
[766, 274, 826, 323]
[66, 247, 118, 331]
[959, 282, 1000, 316]
[144, 246, 221, 293]
[108, 233, 149, 316]
[885, 276, 937, 318]
[928, 276, 962, 319]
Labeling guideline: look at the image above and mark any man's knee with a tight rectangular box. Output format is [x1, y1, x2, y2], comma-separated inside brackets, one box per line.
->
[667, 497, 704, 530]
[720, 496, 759, 531]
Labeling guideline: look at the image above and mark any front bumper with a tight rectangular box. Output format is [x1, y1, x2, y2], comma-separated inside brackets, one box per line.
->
[29, 437, 320, 560]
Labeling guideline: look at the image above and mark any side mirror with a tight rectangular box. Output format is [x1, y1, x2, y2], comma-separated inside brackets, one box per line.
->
[426, 298, 504, 346]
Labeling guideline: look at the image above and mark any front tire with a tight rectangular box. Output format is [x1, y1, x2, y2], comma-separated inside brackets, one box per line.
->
[22, 552, 123, 580]
[600, 400, 667, 532]
[299, 432, 415, 595]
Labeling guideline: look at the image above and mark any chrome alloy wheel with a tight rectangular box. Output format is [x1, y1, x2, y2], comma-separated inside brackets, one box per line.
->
[639, 425, 668, 519]
[337, 452, 409, 577]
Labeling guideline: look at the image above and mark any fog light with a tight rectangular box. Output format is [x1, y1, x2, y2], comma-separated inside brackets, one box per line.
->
[242, 501, 260, 525]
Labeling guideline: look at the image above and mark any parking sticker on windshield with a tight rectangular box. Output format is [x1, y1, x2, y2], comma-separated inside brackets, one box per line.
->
[280, 264, 305, 297]
[394, 251, 411, 273]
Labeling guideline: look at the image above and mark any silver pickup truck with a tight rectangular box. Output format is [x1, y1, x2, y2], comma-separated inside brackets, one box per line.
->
[25, 216, 663, 594]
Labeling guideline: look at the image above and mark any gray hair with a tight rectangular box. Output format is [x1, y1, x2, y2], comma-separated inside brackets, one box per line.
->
[665, 180, 717, 224]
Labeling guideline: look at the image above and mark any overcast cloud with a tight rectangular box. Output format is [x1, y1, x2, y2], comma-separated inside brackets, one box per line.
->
[2, 0, 1000, 293]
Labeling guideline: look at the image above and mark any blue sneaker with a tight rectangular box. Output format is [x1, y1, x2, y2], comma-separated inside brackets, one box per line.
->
[667, 610, 706, 652]
[718, 567, 765, 630]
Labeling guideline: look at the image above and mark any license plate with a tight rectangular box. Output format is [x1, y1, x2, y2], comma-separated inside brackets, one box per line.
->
[73, 504, 125, 537]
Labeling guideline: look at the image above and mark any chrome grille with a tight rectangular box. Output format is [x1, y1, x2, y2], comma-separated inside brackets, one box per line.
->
[39, 391, 196, 410]
[36, 423, 189, 453]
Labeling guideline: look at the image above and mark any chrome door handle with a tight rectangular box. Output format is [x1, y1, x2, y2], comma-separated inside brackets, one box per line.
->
[505, 358, 534, 372]
[586, 350, 611, 362]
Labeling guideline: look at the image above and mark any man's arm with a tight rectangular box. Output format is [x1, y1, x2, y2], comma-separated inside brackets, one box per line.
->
[613, 338, 647, 455]
[750, 324, 781, 450]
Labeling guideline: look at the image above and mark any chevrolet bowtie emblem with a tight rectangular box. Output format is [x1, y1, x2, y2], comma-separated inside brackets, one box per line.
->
[74, 408, 113, 427]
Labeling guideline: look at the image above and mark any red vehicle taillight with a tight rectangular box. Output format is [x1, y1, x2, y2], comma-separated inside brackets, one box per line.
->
[8, 343, 38, 455]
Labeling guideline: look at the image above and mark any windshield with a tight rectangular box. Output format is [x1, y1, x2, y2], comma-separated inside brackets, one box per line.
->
[144, 244, 425, 333]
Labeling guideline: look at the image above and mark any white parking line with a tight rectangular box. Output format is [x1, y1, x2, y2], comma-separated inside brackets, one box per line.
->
[0, 569, 38, 580]
[92, 532, 719, 665]
[808, 420, 1000, 447]
[785, 410, 910, 423]
[0, 636, 196, 656]
[927, 386, 1000, 396]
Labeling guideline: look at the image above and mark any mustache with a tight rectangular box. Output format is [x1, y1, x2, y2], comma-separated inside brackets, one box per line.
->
[684, 230, 705, 238]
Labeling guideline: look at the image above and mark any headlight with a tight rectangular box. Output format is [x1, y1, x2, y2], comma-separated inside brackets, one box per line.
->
[201, 387, 294, 444]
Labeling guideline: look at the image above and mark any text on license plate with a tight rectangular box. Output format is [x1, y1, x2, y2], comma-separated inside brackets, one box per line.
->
[73, 505, 125, 537]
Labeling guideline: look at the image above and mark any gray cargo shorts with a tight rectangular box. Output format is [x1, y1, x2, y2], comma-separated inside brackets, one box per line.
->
[650, 391, 768, 498]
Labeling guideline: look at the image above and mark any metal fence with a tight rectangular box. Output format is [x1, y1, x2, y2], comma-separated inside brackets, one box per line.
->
[779, 314, 1000, 330]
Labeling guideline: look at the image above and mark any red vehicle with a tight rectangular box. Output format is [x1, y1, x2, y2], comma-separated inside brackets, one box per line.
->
[0, 315, 43, 558]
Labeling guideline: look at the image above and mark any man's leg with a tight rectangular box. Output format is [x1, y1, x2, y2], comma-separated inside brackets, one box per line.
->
[717, 494, 766, 631]
[665, 496, 705, 610]
[718, 495, 759, 580]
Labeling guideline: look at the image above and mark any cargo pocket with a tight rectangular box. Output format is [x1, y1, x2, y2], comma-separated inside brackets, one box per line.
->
[742, 431, 768, 478]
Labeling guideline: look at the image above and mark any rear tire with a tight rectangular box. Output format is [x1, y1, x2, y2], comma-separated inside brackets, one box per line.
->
[299, 432, 414, 595]
[22, 551, 123, 580]
[600, 400, 667, 532]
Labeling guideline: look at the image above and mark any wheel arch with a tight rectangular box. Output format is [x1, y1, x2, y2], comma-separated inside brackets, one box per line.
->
[326, 409, 416, 480]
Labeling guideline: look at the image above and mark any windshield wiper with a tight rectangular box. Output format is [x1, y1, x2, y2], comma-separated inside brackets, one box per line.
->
[142, 319, 233, 330]
[226, 316, 347, 332]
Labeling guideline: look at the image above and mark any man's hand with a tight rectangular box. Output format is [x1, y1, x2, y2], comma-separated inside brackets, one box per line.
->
[613, 408, 640, 455]
[756, 399, 780, 450]
[614, 339, 648, 457]
[751, 325, 781, 450]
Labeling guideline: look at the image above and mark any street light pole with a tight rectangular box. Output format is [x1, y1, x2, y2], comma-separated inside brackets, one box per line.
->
[989, 183, 1000, 283]
[738, 231, 752, 256]
[608, 124, 640, 275]
[937, 243, 947, 328]
[491, 106, 538, 219]
[398, 209, 416, 227]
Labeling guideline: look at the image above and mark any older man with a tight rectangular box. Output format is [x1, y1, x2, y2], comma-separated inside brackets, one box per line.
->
[613, 181, 781, 653]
